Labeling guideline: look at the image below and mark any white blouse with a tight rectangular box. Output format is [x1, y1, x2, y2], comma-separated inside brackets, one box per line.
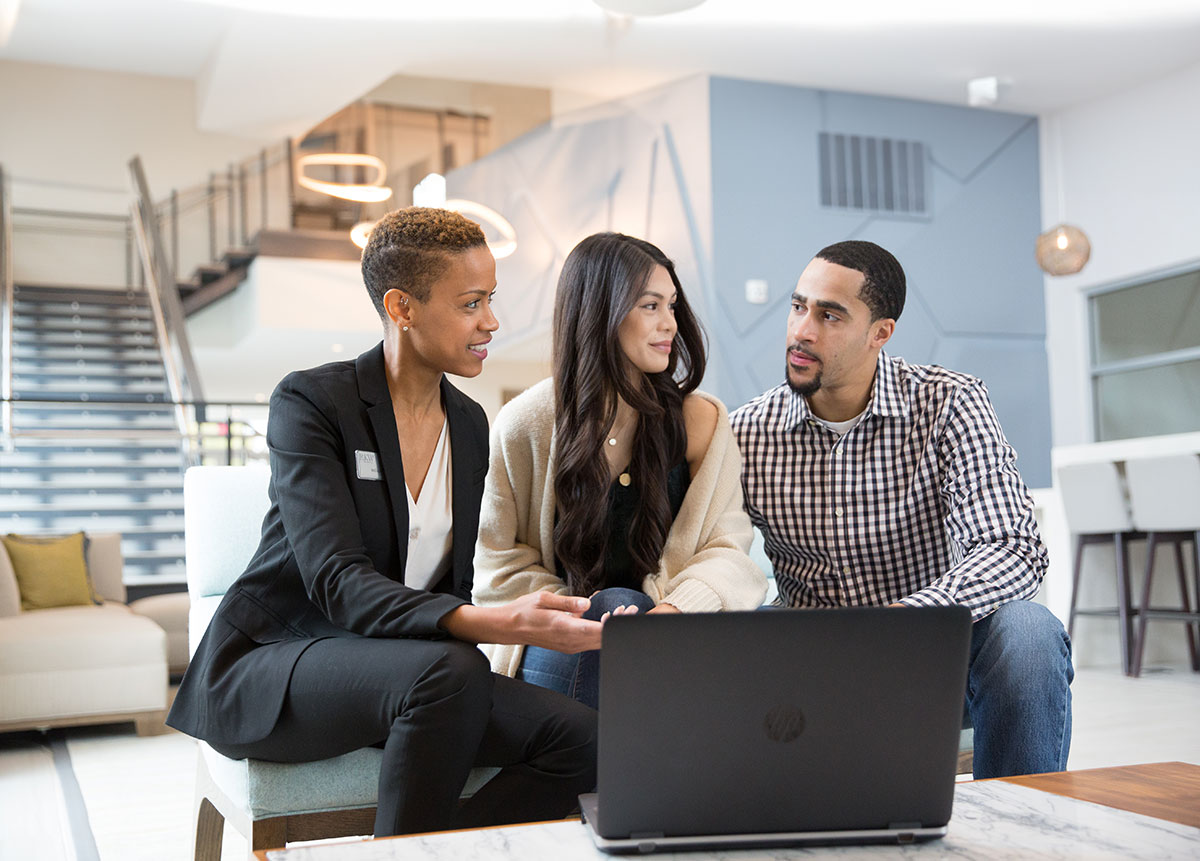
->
[403, 418, 454, 592]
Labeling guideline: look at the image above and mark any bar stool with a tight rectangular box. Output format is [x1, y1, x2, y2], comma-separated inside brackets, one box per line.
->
[1124, 453, 1200, 677]
[1057, 460, 1142, 674]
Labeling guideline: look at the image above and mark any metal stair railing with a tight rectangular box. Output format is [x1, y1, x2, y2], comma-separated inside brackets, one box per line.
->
[0, 396, 269, 461]
[129, 156, 206, 463]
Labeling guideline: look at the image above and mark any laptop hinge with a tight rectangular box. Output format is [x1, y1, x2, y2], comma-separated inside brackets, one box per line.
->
[889, 822, 923, 845]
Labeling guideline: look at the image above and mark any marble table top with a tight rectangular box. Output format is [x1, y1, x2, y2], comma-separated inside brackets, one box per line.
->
[265, 779, 1200, 860]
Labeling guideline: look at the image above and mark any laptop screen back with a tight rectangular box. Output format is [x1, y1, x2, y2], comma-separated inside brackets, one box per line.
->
[594, 606, 971, 840]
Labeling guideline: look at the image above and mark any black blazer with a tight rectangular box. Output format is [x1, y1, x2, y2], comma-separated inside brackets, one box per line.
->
[167, 343, 490, 746]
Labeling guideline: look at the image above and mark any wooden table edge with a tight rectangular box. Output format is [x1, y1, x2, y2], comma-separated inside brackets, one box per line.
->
[988, 760, 1200, 830]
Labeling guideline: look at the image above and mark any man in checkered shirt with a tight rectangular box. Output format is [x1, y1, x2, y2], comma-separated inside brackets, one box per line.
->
[730, 240, 1072, 779]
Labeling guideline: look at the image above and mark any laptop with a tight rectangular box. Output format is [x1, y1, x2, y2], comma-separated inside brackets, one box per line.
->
[579, 605, 971, 853]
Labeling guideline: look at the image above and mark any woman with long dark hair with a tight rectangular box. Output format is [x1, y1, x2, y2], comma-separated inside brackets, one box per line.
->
[473, 232, 765, 708]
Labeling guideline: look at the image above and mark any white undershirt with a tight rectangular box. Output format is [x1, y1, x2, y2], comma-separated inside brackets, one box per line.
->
[403, 417, 454, 592]
[812, 405, 868, 437]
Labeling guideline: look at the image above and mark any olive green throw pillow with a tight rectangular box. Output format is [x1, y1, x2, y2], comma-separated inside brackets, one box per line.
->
[1, 532, 99, 611]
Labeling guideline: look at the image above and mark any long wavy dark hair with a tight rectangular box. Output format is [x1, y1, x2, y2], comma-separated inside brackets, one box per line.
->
[552, 233, 707, 596]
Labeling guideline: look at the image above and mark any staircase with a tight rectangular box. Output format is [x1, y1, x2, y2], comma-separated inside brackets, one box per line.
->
[0, 284, 188, 583]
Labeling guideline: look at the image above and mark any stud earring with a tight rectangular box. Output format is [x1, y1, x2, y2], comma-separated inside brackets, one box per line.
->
[402, 325, 410, 332]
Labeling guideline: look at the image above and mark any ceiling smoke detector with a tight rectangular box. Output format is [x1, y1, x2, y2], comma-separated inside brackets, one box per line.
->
[593, 0, 706, 16]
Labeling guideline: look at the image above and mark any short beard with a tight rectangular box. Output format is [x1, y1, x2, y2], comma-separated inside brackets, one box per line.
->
[786, 365, 822, 396]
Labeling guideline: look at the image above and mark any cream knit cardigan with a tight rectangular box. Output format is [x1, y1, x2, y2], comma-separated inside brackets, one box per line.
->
[472, 378, 767, 676]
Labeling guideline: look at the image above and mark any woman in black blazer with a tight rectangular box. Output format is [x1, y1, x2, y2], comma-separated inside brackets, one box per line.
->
[168, 208, 603, 837]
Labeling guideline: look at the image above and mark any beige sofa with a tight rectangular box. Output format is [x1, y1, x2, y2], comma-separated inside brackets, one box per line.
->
[0, 532, 169, 735]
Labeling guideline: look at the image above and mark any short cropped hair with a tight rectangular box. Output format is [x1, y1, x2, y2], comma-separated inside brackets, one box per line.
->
[815, 240, 906, 321]
[361, 207, 487, 319]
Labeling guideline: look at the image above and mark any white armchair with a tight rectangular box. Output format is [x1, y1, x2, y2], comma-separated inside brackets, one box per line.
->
[183, 465, 494, 860]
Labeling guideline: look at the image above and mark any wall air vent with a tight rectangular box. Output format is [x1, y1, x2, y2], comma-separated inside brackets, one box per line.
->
[818, 132, 929, 217]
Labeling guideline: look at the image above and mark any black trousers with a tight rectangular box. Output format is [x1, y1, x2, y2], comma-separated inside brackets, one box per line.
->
[208, 637, 597, 837]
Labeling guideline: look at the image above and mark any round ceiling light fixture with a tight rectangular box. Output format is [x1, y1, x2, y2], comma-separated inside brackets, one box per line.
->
[296, 153, 393, 203]
[592, 0, 706, 16]
[350, 221, 375, 250]
[1035, 224, 1091, 276]
[445, 199, 518, 260]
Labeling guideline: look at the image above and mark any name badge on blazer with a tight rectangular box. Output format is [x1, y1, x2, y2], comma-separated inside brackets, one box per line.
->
[355, 450, 381, 481]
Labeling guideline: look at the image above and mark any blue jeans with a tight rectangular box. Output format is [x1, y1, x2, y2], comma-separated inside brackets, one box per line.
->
[758, 598, 1071, 778]
[967, 600, 1073, 778]
[518, 587, 656, 710]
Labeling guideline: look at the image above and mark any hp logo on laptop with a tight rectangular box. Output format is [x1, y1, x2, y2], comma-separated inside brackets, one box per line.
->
[764, 705, 806, 742]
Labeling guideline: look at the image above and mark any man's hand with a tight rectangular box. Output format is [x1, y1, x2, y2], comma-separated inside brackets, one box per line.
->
[646, 602, 681, 615]
[441, 592, 603, 653]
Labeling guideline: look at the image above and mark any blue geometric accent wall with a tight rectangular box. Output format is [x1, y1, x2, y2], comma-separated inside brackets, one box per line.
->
[448, 75, 1051, 486]
[709, 78, 1050, 485]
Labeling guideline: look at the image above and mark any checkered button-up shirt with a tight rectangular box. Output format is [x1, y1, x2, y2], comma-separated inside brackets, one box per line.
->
[730, 352, 1047, 621]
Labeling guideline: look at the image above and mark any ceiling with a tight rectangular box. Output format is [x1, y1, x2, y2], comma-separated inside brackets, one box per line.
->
[3, 0, 1200, 138]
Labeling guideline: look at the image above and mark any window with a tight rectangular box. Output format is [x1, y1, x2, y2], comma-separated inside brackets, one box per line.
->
[1089, 264, 1200, 440]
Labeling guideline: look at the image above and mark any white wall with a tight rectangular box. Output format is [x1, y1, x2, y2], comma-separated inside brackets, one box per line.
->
[1041, 60, 1200, 448]
[188, 255, 551, 420]
[187, 256, 379, 402]
[1040, 61, 1200, 668]
[0, 59, 271, 215]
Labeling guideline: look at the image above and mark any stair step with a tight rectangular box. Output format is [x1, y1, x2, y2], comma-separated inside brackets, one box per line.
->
[12, 394, 170, 406]
[12, 393, 171, 405]
[195, 262, 229, 283]
[1, 438, 183, 449]
[8, 282, 202, 584]
[10, 358, 164, 373]
[3, 446, 185, 469]
[12, 333, 159, 349]
[12, 364, 166, 377]
[15, 313, 153, 330]
[0, 477, 185, 492]
[2, 464, 184, 478]
[123, 546, 187, 561]
[0, 512, 184, 529]
[14, 306, 151, 321]
[9, 418, 178, 431]
[3, 465, 182, 476]
[0, 492, 183, 512]
[8, 426, 181, 439]
[9, 378, 167, 395]
[0, 500, 185, 517]
[14, 285, 144, 305]
[2, 476, 183, 491]
[14, 369, 166, 384]
[14, 315, 153, 329]
[14, 328, 156, 345]
[124, 565, 187, 585]
[14, 342, 160, 358]
[111, 527, 187, 542]
[8, 402, 177, 417]
[10, 415, 179, 426]
[0, 501, 184, 517]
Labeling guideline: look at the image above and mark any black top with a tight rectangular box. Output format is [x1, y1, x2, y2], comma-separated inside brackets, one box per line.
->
[599, 461, 691, 592]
